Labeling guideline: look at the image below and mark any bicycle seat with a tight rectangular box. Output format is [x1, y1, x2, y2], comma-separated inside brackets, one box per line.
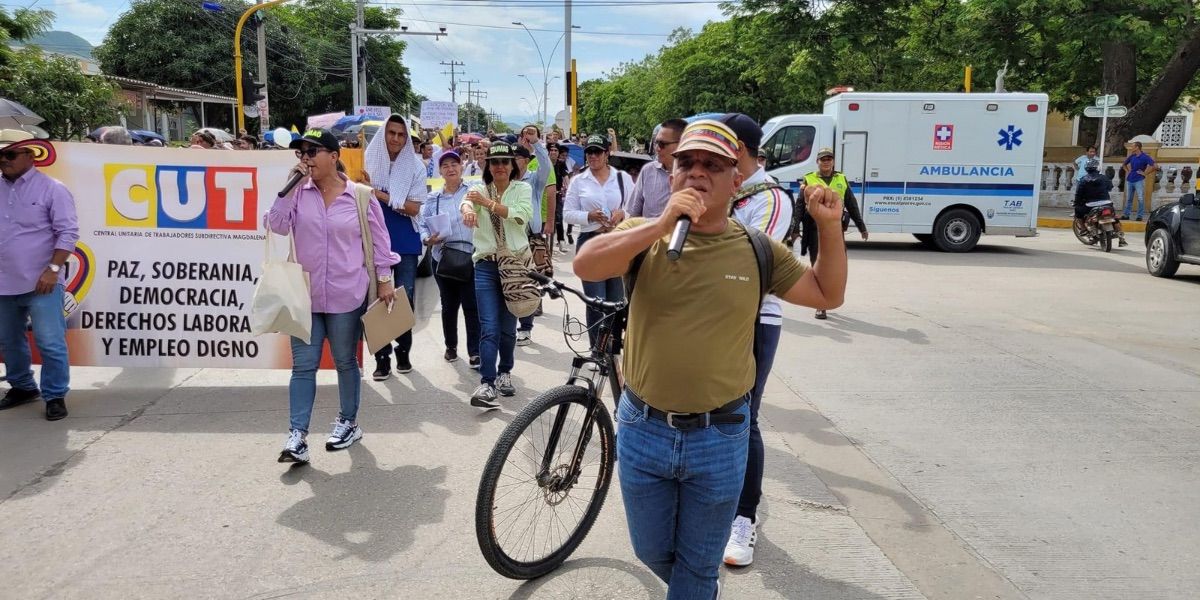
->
[1085, 200, 1114, 208]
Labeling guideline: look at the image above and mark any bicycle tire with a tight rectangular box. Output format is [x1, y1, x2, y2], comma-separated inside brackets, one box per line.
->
[475, 385, 616, 580]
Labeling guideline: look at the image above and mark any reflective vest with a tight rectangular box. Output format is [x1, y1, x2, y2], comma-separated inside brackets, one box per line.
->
[803, 171, 849, 197]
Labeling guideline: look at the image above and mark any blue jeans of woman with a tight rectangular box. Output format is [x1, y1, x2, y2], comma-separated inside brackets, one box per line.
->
[373, 254, 418, 362]
[737, 322, 781, 520]
[0, 285, 70, 400]
[288, 305, 365, 432]
[617, 389, 751, 600]
[474, 260, 516, 385]
[576, 231, 625, 346]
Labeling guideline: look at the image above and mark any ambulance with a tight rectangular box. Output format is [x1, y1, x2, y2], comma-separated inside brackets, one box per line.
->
[761, 92, 1048, 252]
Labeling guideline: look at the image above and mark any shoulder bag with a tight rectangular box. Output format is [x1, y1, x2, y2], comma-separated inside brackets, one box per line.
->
[487, 185, 541, 318]
[433, 192, 475, 282]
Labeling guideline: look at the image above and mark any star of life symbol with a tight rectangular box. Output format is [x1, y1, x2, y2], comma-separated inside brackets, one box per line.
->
[997, 125, 1023, 150]
[933, 124, 953, 150]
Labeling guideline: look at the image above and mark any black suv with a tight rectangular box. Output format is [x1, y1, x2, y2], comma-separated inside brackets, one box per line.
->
[1145, 192, 1200, 277]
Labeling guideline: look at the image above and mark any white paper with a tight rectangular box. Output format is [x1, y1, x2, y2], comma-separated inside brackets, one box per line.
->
[425, 212, 452, 239]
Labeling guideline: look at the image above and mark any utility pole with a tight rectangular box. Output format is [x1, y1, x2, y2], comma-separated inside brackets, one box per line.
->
[462, 79, 479, 132]
[564, 0, 572, 134]
[440, 60, 465, 103]
[255, 0, 269, 133]
[351, 0, 365, 107]
[469, 89, 488, 134]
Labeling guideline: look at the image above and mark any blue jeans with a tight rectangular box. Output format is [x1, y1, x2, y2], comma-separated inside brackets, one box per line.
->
[374, 254, 418, 360]
[474, 260, 516, 385]
[1124, 179, 1146, 219]
[577, 231, 625, 345]
[0, 285, 70, 400]
[617, 390, 751, 599]
[738, 322, 781, 520]
[288, 306, 365, 432]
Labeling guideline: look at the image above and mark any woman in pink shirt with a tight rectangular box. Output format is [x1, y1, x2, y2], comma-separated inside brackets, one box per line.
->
[267, 129, 399, 464]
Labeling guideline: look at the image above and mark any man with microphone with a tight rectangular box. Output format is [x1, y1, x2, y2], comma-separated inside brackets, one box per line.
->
[574, 119, 847, 598]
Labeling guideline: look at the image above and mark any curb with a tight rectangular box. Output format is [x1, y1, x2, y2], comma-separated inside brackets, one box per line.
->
[1037, 216, 1147, 232]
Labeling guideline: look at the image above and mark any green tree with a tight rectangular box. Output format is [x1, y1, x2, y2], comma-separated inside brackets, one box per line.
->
[96, 0, 312, 130]
[0, 48, 123, 139]
[0, 7, 52, 65]
[274, 0, 418, 125]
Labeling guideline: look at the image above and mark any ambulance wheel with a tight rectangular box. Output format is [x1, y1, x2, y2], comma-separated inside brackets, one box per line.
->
[933, 209, 981, 252]
[913, 233, 936, 247]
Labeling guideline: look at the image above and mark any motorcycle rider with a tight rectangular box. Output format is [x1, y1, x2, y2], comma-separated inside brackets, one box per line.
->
[1074, 159, 1127, 247]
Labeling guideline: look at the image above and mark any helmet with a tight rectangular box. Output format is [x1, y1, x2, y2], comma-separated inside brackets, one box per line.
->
[1085, 159, 1100, 172]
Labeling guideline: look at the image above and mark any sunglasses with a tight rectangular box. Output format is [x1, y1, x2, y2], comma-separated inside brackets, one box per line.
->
[0, 149, 31, 161]
[295, 147, 330, 159]
[654, 140, 679, 149]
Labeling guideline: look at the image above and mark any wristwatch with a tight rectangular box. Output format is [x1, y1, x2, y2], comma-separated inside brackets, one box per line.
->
[46, 264, 61, 274]
[377, 275, 393, 284]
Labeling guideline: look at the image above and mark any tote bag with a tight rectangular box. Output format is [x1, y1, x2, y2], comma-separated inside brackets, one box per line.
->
[249, 231, 312, 344]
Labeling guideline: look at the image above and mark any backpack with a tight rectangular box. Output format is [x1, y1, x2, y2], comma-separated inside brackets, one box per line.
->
[625, 224, 775, 314]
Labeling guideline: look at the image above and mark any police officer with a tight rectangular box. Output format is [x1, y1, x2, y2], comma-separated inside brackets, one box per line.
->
[800, 147, 866, 319]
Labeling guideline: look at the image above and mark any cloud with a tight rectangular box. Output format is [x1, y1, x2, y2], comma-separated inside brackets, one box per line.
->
[47, 0, 110, 21]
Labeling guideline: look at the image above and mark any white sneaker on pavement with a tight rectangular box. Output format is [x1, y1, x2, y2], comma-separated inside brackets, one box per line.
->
[723, 515, 757, 566]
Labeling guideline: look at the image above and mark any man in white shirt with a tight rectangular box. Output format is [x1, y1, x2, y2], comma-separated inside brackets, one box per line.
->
[1074, 145, 1098, 183]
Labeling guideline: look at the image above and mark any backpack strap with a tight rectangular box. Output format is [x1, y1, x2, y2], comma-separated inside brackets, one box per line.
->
[746, 227, 774, 315]
[729, 182, 787, 216]
[616, 169, 627, 208]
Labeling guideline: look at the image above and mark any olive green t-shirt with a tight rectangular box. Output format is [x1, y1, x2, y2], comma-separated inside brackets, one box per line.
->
[618, 217, 807, 413]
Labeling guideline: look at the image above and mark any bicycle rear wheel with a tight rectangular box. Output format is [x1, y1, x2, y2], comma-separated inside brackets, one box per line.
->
[475, 385, 616, 579]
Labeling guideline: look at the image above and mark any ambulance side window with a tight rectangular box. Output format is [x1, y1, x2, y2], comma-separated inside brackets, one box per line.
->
[764, 126, 815, 169]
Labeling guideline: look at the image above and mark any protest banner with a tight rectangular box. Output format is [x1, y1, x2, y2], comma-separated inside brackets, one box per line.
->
[419, 101, 458, 131]
[305, 111, 345, 130]
[32, 143, 314, 369]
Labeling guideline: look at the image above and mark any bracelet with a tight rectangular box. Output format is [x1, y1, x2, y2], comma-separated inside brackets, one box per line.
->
[490, 200, 498, 212]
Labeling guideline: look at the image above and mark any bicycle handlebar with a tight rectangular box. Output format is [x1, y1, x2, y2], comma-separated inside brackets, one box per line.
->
[528, 272, 627, 314]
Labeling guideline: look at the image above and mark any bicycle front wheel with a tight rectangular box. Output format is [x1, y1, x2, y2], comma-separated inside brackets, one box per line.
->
[475, 385, 616, 579]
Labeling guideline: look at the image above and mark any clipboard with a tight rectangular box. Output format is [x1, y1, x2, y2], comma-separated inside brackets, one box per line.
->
[360, 292, 415, 355]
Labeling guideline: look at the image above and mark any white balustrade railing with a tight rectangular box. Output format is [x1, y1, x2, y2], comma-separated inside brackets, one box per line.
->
[1038, 162, 1195, 209]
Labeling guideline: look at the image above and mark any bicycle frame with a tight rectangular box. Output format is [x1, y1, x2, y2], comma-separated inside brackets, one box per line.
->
[536, 289, 627, 492]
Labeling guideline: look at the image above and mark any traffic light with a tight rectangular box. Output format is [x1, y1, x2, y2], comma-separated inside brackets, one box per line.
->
[240, 72, 264, 103]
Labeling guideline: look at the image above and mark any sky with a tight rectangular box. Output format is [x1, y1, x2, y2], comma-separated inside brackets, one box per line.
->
[20, 0, 729, 129]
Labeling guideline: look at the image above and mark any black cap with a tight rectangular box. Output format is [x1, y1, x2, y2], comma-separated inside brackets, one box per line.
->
[487, 142, 515, 159]
[719, 113, 761, 155]
[289, 128, 339, 151]
[513, 145, 532, 159]
[585, 134, 608, 151]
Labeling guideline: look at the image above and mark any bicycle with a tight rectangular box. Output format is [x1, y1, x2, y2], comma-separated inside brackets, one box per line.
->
[474, 270, 628, 580]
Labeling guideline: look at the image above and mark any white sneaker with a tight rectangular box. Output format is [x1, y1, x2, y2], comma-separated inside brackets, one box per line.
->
[723, 516, 757, 566]
[516, 330, 532, 346]
[325, 417, 363, 451]
[278, 429, 310, 463]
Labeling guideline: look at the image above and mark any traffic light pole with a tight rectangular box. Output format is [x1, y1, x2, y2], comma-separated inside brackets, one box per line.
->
[234, 0, 290, 134]
[256, 1, 270, 133]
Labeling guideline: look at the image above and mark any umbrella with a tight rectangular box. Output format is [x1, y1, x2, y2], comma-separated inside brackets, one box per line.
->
[131, 129, 166, 144]
[684, 112, 725, 123]
[331, 114, 369, 134]
[0, 98, 44, 129]
[197, 127, 234, 143]
[457, 133, 483, 144]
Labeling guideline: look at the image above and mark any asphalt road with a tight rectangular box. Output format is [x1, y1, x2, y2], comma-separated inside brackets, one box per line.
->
[1, 228, 1196, 599]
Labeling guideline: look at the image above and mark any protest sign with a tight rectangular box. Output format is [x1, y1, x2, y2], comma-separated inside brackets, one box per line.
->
[354, 105, 391, 120]
[420, 101, 458, 131]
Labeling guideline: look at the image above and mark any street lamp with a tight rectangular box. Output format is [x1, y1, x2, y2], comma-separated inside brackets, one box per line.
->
[512, 21, 580, 127]
[518, 74, 542, 121]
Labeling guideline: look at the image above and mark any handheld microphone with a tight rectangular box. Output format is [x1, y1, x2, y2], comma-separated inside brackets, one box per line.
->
[277, 170, 305, 198]
[666, 216, 691, 261]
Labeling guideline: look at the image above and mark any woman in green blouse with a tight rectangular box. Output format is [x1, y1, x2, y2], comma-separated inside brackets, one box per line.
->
[459, 142, 533, 408]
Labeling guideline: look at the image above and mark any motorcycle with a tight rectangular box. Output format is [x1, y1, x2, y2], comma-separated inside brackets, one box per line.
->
[1072, 200, 1120, 252]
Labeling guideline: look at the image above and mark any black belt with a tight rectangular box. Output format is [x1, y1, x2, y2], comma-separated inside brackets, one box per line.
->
[624, 388, 746, 431]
